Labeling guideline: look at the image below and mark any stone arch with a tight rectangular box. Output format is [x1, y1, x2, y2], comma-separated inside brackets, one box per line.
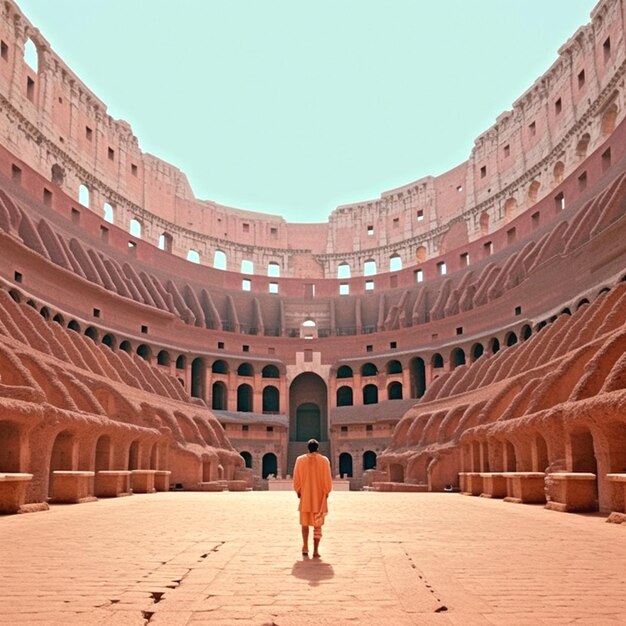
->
[24, 37, 38, 71]
[575, 132, 591, 159]
[68, 320, 80, 332]
[128, 439, 141, 470]
[386, 359, 402, 375]
[129, 217, 142, 238]
[336, 386, 353, 406]
[363, 450, 377, 471]
[176, 355, 187, 369]
[241, 451, 252, 469]
[149, 442, 159, 470]
[339, 452, 353, 478]
[409, 357, 426, 398]
[262, 453, 277, 478]
[528, 180, 540, 204]
[237, 384, 253, 412]
[363, 384, 378, 405]
[262, 385, 280, 413]
[262, 364, 279, 378]
[337, 365, 353, 379]
[119, 340, 132, 354]
[137, 344, 151, 361]
[387, 381, 403, 400]
[504, 197, 517, 221]
[521, 325, 532, 341]
[389, 463, 404, 482]
[389, 253, 402, 272]
[212, 381, 227, 410]
[0, 421, 22, 472]
[479, 211, 490, 236]
[53, 313, 65, 325]
[84, 326, 98, 342]
[490, 337, 500, 354]
[431, 353, 444, 369]
[237, 362, 254, 377]
[51, 163, 65, 186]
[505, 332, 518, 347]
[157, 350, 170, 366]
[451, 347, 466, 368]
[364, 259, 377, 276]
[337, 262, 351, 279]
[39, 306, 50, 320]
[601, 102, 618, 136]
[102, 334, 116, 349]
[191, 357, 205, 399]
[79, 184, 90, 208]
[553, 161, 565, 185]
[289, 373, 327, 442]
[213, 250, 227, 270]
[94, 435, 112, 472]
[212, 359, 228, 374]
[471, 343, 484, 361]
[187, 249, 200, 264]
[361, 362, 378, 376]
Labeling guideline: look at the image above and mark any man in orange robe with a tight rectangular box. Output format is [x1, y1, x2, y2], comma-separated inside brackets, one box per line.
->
[293, 438, 333, 557]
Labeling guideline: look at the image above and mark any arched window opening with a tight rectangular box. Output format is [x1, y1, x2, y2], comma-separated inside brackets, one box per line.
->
[601, 103, 618, 136]
[301, 319, 317, 340]
[479, 211, 490, 236]
[386, 360, 402, 375]
[432, 353, 444, 368]
[389, 254, 402, 272]
[68, 320, 80, 333]
[363, 384, 378, 405]
[157, 350, 170, 366]
[262, 385, 280, 413]
[363, 450, 377, 471]
[471, 343, 484, 360]
[191, 358, 205, 400]
[490, 338, 500, 354]
[361, 363, 378, 377]
[237, 384, 253, 412]
[158, 232, 173, 252]
[451, 348, 466, 368]
[176, 355, 186, 369]
[187, 249, 200, 264]
[240, 451, 252, 469]
[9, 290, 21, 303]
[575, 133, 590, 159]
[241, 259, 254, 274]
[53, 313, 65, 325]
[262, 365, 279, 378]
[504, 198, 517, 221]
[521, 325, 532, 341]
[528, 180, 540, 204]
[129, 218, 141, 238]
[267, 262, 280, 277]
[51, 164, 65, 186]
[102, 334, 115, 349]
[262, 453, 277, 479]
[39, 307, 50, 320]
[577, 298, 590, 310]
[553, 161, 565, 185]
[212, 360, 228, 374]
[24, 37, 38, 72]
[79, 184, 90, 208]
[410, 357, 426, 399]
[337, 263, 351, 279]
[387, 381, 403, 400]
[119, 340, 132, 354]
[505, 332, 518, 347]
[128, 440, 140, 471]
[103, 202, 114, 224]
[213, 250, 227, 270]
[212, 381, 227, 410]
[337, 365, 353, 379]
[237, 362, 254, 377]
[336, 386, 353, 407]
[364, 259, 377, 276]
[339, 453, 353, 478]
[137, 344, 151, 361]
[84, 326, 98, 342]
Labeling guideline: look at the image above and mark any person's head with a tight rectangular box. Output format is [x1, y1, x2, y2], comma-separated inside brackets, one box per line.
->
[307, 439, 319, 453]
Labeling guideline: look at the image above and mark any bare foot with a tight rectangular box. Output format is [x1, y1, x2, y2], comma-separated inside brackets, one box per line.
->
[302, 546, 309, 555]
[312, 552, 320, 558]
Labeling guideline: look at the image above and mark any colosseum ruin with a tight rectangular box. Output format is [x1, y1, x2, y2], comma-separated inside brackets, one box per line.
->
[0, 0, 625, 524]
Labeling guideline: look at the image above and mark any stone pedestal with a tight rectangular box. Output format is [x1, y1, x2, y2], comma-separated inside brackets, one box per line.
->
[479, 473, 508, 498]
[130, 470, 156, 493]
[0, 473, 33, 513]
[503, 472, 546, 504]
[545, 473, 597, 512]
[51, 471, 96, 504]
[606, 474, 626, 524]
[154, 471, 171, 492]
[459, 472, 483, 496]
[95, 471, 131, 497]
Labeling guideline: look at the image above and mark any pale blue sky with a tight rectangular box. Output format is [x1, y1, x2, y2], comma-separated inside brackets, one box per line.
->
[19, 0, 596, 222]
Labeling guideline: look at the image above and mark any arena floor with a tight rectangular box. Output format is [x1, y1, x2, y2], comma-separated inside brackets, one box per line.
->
[1, 491, 624, 625]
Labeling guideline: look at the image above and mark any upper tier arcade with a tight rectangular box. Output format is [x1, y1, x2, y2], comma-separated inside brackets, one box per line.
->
[0, 0, 624, 282]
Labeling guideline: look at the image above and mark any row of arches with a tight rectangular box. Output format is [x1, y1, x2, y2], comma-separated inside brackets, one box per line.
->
[337, 382, 403, 406]
[212, 382, 280, 413]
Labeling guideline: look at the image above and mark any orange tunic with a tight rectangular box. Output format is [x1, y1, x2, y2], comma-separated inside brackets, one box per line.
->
[293, 452, 333, 526]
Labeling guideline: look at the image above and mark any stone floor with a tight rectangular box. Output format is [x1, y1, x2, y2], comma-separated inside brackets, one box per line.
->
[1, 491, 625, 625]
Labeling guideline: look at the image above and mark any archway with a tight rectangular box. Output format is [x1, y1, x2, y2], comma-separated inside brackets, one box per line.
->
[241, 451, 252, 469]
[262, 453, 277, 478]
[339, 452, 353, 478]
[94, 435, 111, 471]
[212, 381, 227, 410]
[262, 385, 280, 413]
[363, 450, 377, 471]
[191, 357, 205, 400]
[237, 384, 253, 412]
[410, 357, 426, 399]
[0, 421, 21, 471]
[289, 372, 328, 442]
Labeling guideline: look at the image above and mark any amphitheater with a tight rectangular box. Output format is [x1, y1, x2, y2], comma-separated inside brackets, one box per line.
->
[1, 0, 626, 624]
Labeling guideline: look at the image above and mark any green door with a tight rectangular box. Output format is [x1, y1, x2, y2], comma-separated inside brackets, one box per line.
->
[296, 403, 321, 441]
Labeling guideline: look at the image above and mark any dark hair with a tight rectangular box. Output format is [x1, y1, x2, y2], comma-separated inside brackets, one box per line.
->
[307, 439, 319, 453]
